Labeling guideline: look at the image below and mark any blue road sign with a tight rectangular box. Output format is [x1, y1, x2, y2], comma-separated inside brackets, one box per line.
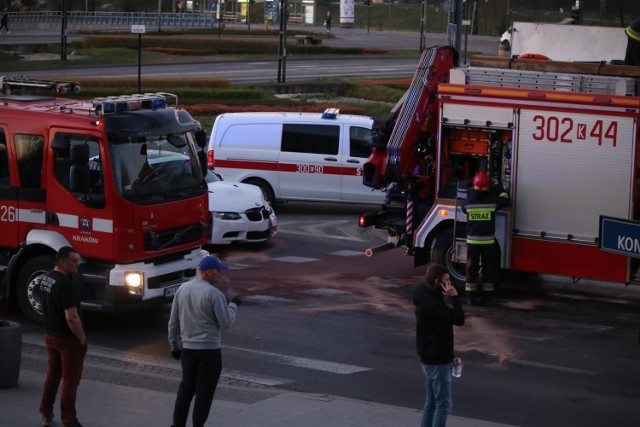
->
[599, 216, 640, 258]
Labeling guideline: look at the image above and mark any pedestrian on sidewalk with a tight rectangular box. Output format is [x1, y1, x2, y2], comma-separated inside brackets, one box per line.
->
[39, 246, 87, 427]
[168, 255, 242, 427]
[324, 10, 332, 32]
[413, 263, 465, 427]
[0, 9, 9, 33]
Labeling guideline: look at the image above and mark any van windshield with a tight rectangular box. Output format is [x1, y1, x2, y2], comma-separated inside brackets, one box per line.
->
[109, 133, 205, 201]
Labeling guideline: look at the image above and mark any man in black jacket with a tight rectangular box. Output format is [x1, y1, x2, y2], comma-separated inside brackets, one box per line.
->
[413, 263, 465, 427]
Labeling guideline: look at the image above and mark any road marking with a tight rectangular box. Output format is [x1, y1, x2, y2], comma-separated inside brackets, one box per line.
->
[329, 249, 365, 257]
[222, 370, 291, 386]
[278, 220, 366, 242]
[272, 256, 318, 263]
[227, 346, 372, 374]
[506, 358, 595, 375]
[23, 333, 290, 387]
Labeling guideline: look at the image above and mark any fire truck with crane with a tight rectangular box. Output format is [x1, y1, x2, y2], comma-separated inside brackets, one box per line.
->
[0, 77, 210, 323]
[359, 46, 640, 288]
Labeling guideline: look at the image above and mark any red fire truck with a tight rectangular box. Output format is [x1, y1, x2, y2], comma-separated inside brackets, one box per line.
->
[360, 46, 640, 286]
[0, 77, 210, 322]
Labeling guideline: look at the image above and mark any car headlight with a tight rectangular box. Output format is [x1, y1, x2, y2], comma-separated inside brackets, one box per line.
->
[125, 271, 143, 295]
[214, 212, 242, 220]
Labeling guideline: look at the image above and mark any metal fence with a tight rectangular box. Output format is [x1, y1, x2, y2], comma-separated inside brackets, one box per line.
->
[8, 11, 218, 32]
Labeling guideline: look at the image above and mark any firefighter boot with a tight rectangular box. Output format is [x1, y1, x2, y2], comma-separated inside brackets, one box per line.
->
[465, 283, 482, 306]
[482, 283, 495, 306]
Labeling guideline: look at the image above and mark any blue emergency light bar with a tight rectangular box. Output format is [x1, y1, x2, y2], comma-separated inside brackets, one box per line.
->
[322, 108, 340, 119]
[92, 92, 177, 117]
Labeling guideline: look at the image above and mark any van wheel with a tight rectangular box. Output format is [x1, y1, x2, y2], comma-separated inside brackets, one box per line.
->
[501, 40, 511, 51]
[17, 255, 54, 324]
[244, 179, 275, 205]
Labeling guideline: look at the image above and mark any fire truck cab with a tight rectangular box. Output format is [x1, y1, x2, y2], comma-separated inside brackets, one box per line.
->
[0, 78, 210, 322]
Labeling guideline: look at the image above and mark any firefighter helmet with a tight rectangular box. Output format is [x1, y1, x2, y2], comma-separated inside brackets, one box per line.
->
[473, 171, 490, 191]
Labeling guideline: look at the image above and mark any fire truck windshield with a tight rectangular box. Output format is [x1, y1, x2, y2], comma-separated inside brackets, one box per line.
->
[109, 133, 205, 200]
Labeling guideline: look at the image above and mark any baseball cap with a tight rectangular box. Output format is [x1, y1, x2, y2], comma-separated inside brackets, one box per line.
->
[199, 256, 229, 271]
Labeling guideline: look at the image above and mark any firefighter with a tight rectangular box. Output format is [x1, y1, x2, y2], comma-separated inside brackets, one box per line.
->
[624, 18, 640, 66]
[462, 171, 509, 305]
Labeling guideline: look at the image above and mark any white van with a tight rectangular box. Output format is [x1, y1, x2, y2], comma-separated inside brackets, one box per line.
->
[207, 110, 385, 205]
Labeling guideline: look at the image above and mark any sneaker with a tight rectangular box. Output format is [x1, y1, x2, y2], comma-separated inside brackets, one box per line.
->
[41, 414, 53, 427]
[64, 420, 84, 427]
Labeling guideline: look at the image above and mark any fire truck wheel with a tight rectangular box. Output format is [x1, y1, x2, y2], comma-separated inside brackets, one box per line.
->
[431, 227, 466, 289]
[16, 255, 54, 324]
[244, 178, 275, 205]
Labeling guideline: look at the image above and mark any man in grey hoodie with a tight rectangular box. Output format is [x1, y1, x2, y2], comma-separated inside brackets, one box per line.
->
[413, 263, 465, 427]
[168, 255, 242, 427]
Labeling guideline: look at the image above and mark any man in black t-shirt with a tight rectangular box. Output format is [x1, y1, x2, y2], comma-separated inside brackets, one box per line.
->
[39, 246, 87, 427]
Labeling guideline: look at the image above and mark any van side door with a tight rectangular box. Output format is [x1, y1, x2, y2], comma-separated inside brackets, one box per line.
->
[340, 125, 385, 204]
[278, 123, 341, 202]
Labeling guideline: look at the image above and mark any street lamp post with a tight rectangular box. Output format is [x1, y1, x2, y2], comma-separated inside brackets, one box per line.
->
[60, 0, 67, 61]
[419, 0, 427, 52]
[277, 0, 287, 82]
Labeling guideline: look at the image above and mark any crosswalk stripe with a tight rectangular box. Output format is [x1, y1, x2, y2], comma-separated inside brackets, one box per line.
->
[226, 346, 372, 375]
[272, 256, 318, 263]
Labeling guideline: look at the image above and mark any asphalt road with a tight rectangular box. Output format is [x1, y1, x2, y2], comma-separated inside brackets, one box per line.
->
[4, 56, 426, 83]
[6, 201, 640, 427]
[1, 26, 501, 82]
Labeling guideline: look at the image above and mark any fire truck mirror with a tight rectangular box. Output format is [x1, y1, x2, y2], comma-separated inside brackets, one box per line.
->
[194, 129, 207, 148]
[70, 143, 89, 163]
[197, 150, 208, 177]
[70, 144, 90, 194]
[167, 134, 187, 148]
[70, 163, 90, 194]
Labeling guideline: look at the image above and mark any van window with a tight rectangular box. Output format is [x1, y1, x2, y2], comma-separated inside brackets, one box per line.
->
[282, 124, 339, 155]
[349, 126, 373, 158]
[14, 134, 44, 188]
[222, 123, 281, 150]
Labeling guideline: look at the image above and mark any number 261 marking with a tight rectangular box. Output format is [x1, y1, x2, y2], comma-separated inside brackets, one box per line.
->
[0, 206, 17, 222]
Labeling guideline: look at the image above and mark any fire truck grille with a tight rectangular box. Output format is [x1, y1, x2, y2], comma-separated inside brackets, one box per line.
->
[144, 222, 205, 251]
[245, 207, 269, 222]
[147, 271, 185, 290]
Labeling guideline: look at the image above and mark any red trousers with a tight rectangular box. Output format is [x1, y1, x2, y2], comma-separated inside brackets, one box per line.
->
[39, 335, 87, 425]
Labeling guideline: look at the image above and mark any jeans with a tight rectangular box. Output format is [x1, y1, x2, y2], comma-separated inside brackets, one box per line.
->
[421, 362, 452, 427]
[172, 348, 222, 427]
[39, 335, 87, 425]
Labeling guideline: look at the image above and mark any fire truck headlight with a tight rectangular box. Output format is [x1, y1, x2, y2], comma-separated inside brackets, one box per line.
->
[125, 272, 143, 295]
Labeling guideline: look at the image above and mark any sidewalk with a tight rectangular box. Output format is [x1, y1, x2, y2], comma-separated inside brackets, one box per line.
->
[0, 369, 515, 427]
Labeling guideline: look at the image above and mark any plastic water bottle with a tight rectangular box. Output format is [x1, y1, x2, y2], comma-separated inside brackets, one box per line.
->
[452, 357, 463, 378]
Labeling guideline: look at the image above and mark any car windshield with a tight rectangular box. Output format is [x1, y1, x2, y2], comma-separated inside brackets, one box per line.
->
[109, 133, 205, 200]
[205, 170, 223, 184]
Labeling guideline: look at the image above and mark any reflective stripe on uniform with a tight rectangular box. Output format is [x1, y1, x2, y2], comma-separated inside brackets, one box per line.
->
[467, 236, 495, 244]
[482, 283, 495, 292]
[465, 283, 478, 292]
[627, 25, 640, 42]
